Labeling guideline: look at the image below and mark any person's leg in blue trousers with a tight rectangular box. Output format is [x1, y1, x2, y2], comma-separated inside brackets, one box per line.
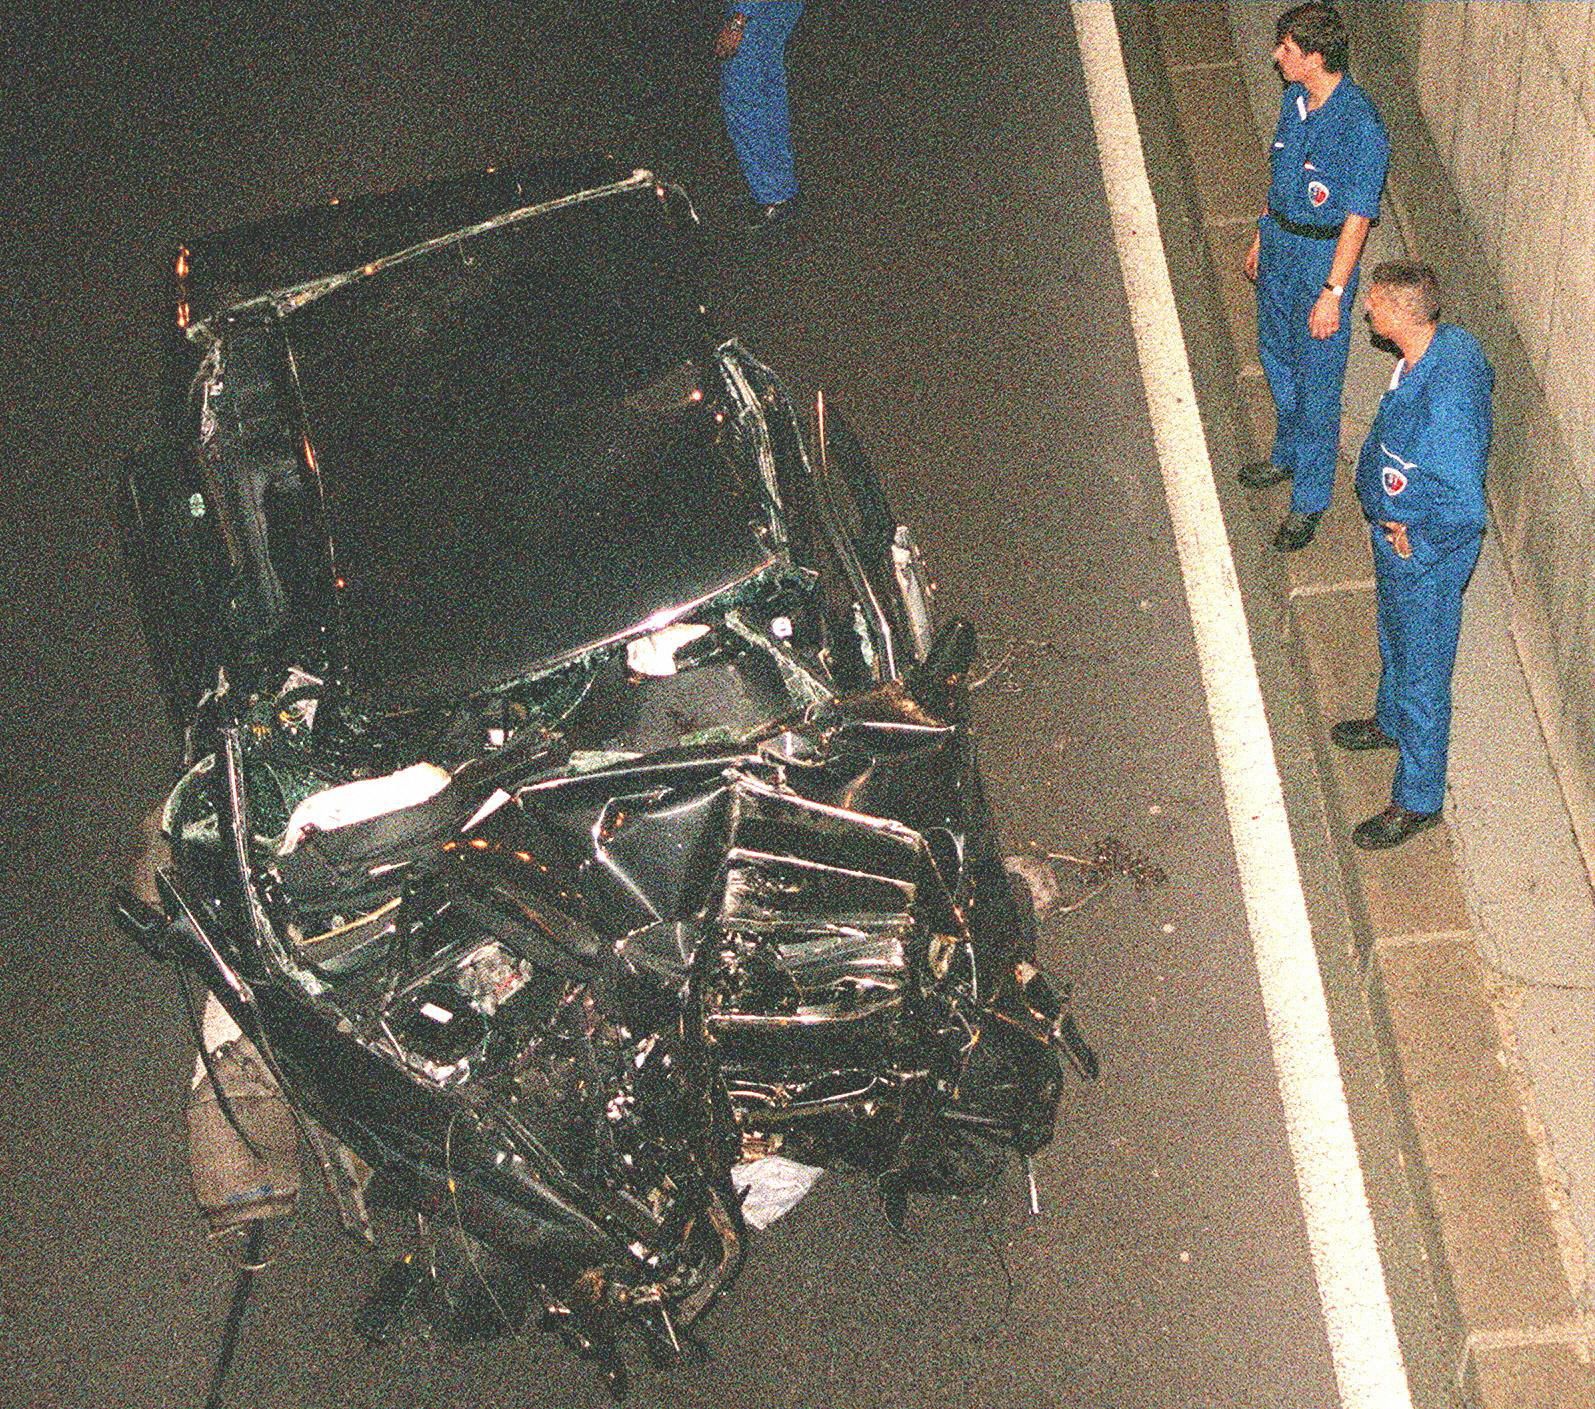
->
[1255, 222, 1356, 513]
[1286, 263, 1356, 515]
[1256, 220, 1309, 475]
[720, 4, 804, 206]
[1372, 532, 1481, 814]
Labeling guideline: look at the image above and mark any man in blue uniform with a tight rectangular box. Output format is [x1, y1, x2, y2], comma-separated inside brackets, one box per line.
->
[1240, 3, 1389, 552]
[1332, 261, 1493, 849]
[716, 2, 805, 231]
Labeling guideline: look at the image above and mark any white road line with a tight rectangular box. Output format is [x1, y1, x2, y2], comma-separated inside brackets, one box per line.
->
[1067, 6, 1414, 1408]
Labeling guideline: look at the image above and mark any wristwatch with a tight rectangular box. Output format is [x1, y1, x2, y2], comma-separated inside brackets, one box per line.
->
[1322, 281, 1345, 298]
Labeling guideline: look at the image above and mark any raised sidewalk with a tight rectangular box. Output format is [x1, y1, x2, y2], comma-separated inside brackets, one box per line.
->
[1137, 4, 1595, 1405]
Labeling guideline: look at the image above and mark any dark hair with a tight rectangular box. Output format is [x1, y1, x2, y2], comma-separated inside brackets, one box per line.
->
[1277, 3, 1349, 73]
[1371, 259, 1442, 323]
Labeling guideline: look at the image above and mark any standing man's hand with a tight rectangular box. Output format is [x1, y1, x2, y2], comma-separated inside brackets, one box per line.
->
[1244, 231, 1260, 284]
[1310, 213, 1369, 340]
[1381, 521, 1412, 559]
[715, 13, 746, 60]
[1308, 287, 1342, 339]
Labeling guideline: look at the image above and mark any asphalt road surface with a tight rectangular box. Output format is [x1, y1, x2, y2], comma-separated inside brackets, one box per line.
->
[4, 5, 1404, 1406]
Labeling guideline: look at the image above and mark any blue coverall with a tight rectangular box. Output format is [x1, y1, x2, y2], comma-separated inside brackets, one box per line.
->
[1354, 324, 1494, 815]
[721, 2, 804, 207]
[1258, 78, 1389, 515]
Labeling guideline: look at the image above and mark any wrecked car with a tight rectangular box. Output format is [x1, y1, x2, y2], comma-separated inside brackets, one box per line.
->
[113, 155, 1094, 1395]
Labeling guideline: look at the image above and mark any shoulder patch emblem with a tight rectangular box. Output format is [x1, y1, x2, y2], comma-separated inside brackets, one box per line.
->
[1382, 465, 1408, 496]
[1307, 180, 1330, 207]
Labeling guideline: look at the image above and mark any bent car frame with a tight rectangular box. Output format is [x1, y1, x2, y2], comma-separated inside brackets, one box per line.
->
[113, 155, 1094, 1395]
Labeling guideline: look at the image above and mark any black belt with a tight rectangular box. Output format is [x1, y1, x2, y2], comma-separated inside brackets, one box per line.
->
[1268, 208, 1343, 239]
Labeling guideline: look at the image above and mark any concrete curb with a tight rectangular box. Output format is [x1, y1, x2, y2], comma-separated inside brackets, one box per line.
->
[1132, 5, 1595, 1405]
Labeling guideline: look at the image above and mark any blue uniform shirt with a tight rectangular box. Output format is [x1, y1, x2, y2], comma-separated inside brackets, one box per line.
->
[1267, 77, 1389, 225]
[1355, 324, 1493, 567]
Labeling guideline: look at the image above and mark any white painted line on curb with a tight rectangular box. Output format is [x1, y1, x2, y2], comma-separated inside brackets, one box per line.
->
[1067, 6, 1414, 1408]
[1289, 577, 1377, 598]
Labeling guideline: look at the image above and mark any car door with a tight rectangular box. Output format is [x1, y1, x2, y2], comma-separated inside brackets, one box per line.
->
[119, 421, 230, 734]
[809, 404, 935, 681]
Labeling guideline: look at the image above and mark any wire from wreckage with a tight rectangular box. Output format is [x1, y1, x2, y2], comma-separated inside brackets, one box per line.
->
[965, 649, 1015, 691]
[965, 632, 1071, 694]
[174, 939, 340, 1229]
[202, 1219, 265, 1409]
[444, 1110, 517, 1336]
[176, 966, 268, 1162]
[970, 1182, 1018, 1331]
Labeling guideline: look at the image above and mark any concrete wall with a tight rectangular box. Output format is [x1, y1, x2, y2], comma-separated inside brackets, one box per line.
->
[1359, 1, 1595, 854]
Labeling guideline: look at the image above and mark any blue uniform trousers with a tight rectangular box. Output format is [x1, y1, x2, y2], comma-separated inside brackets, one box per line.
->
[1372, 530, 1480, 814]
[720, 4, 803, 206]
[1257, 219, 1357, 515]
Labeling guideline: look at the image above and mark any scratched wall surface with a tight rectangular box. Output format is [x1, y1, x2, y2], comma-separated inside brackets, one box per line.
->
[1360, 0, 1595, 853]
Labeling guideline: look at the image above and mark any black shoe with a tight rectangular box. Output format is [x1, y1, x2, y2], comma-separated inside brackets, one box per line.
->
[1273, 510, 1322, 551]
[1352, 804, 1440, 851]
[1330, 718, 1398, 751]
[1239, 460, 1292, 488]
[745, 198, 798, 231]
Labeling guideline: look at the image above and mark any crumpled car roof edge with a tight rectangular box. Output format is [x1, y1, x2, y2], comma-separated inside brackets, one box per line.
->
[177, 154, 661, 337]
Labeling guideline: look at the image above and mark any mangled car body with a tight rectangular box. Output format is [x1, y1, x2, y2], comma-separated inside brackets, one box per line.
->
[114, 156, 1092, 1390]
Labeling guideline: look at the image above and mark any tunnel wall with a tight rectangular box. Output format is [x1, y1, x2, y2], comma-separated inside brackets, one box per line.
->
[1356, 0, 1595, 859]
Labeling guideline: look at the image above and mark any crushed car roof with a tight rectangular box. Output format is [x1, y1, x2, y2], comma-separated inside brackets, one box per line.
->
[191, 156, 777, 700]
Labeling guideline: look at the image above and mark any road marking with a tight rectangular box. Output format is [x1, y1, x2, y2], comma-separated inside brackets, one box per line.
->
[1290, 576, 1377, 598]
[1067, 6, 1415, 1408]
[1365, 926, 1474, 950]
